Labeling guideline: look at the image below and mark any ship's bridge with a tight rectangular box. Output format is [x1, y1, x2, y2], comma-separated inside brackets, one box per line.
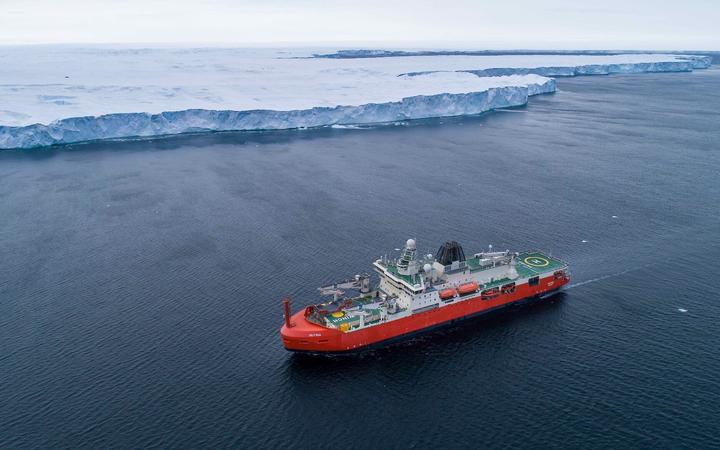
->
[373, 259, 425, 293]
[373, 238, 426, 296]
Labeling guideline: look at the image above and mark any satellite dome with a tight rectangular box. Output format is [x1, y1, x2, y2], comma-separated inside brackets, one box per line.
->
[406, 238, 416, 249]
[423, 263, 432, 273]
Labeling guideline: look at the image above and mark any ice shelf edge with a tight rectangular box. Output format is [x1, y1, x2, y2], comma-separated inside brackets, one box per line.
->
[0, 80, 554, 150]
[0, 55, 711, 150]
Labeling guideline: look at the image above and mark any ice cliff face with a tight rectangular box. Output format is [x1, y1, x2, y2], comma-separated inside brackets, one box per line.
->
[315, 49, 716, 67]
[469, 58, 711, 77]
[403, 57, 712, 78]
[0, 79, 555, 149]
[0, 48, 711, 150]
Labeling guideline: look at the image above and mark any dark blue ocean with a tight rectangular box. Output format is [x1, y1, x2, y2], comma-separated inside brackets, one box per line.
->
[1, 69, 719, 449]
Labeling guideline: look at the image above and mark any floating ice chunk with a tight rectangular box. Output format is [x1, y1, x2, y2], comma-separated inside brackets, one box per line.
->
[678, 308, 688, 313]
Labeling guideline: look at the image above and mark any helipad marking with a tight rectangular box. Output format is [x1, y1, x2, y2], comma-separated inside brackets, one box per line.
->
[523, 256, 550, 267]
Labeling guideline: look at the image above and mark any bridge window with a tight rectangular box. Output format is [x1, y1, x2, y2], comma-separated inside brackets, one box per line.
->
[528, 276, 540, 287]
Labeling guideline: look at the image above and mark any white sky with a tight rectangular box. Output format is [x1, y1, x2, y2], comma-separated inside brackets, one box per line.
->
[1, 0, 718, 50]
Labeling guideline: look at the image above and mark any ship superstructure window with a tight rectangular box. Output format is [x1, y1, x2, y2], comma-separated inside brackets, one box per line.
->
[528, 276, 540, 287]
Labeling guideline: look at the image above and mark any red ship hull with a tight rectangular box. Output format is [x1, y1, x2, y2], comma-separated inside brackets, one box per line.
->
[281, 274, 569, 353]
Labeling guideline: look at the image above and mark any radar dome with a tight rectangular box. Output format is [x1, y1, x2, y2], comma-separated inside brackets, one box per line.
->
[423, 263, 432, 273]
[406, 238, 416, 249]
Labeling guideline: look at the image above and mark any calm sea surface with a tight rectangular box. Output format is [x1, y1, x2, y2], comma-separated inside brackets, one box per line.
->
[1, 70, 719, 449]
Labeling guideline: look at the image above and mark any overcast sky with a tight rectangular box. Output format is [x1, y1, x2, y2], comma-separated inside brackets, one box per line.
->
[1, 0, 718, 49]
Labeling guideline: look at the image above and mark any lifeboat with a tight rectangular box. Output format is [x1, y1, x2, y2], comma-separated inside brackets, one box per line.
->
[439, 288, 456, 300]
[481, 287, 500, 300]
[457, 282, 479, 296]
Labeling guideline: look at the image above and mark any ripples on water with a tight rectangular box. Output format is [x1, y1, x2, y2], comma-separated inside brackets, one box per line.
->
[1, 70, 719, 448]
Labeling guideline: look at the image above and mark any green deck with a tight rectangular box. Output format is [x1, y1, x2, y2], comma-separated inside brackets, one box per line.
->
[462, 251, 567, 291]
[325, 307, 382, 327]
[516, 251, 567, 275]
[317, 251, 567, 328]
[314, 295, 386, 328]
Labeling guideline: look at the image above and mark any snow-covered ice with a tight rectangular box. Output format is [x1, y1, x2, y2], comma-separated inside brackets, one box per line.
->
[0, 47, 711, 149]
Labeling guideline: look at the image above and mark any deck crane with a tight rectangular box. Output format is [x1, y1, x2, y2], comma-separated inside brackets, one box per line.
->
[318, 274, 371, 302]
